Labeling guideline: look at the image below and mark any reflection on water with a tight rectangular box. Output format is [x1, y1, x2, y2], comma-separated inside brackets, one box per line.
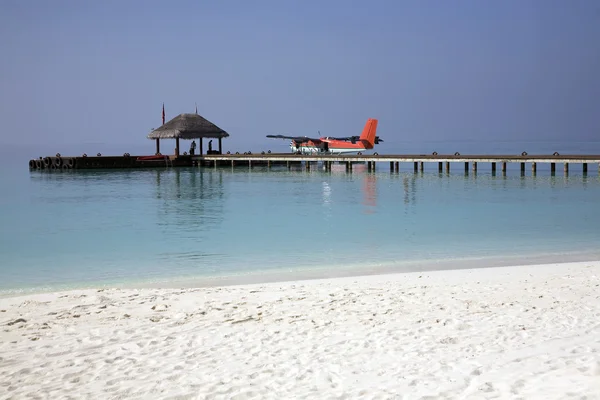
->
[322, 181, 332, 206]
[403, 175, 417, 206]
[152, 168, 227, 268]
[362, 174, 377, 213]
[155, 168, 225, 233]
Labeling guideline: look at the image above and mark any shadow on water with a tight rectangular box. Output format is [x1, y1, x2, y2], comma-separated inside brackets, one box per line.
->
[154, 168, 225, 233]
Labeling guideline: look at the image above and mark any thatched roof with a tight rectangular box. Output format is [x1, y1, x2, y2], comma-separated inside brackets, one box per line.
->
[147, 113, 230, 140]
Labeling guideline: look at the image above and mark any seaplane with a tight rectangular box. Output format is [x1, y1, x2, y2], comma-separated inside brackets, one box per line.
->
[266, 118, 383, 155]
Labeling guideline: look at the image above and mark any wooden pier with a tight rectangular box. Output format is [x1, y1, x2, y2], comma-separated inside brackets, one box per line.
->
[29, 152, 600, 175]
[29, 113, 600, 175]
[28, 153, 196, 170]
[192, 153, 600, 175]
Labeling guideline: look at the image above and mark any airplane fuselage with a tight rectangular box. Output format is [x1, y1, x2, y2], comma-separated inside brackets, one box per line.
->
[290, 144, 366, 155]
[267, 118, 381, 155]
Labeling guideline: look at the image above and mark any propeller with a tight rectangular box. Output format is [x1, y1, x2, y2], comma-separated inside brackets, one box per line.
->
[375, 136, 384, 144]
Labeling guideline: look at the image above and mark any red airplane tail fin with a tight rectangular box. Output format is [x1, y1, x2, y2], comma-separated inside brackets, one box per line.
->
[359, 118, 378, 149]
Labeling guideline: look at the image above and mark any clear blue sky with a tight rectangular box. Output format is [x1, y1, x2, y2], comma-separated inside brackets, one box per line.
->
[1, 0, 599, 154]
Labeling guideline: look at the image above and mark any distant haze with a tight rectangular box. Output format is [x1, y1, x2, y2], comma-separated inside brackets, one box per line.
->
[1, 0, 599, 155]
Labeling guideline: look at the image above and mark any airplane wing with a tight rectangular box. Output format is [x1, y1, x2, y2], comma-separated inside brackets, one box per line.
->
[266, 135, 317, 143]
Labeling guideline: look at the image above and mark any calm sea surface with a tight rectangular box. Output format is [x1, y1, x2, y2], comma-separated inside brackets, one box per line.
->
[1, 140, 600, 295]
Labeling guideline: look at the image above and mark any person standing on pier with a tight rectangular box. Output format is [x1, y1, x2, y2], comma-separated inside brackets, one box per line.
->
[190, 140, 197, 156]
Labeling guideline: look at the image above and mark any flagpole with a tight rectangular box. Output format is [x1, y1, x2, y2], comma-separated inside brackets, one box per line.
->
[162, 103, 165, 125]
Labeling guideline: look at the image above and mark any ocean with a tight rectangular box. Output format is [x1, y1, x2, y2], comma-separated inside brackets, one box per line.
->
[1, 140, 600, 296]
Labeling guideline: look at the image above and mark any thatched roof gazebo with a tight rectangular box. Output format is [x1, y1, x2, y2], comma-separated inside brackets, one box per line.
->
[147, 113, 230, 156]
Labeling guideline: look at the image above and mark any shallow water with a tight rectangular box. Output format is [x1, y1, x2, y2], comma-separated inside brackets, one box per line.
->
[1, 141, 600, 295]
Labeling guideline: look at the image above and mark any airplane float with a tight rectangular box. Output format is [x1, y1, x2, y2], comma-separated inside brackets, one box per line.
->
[266, 118, 383, 155]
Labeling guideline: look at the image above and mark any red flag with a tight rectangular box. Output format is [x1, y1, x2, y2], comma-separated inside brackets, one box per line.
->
[162, 103, 165, 125]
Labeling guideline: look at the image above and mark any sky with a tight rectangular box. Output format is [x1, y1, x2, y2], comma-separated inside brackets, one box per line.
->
[1, 0, 599, 155]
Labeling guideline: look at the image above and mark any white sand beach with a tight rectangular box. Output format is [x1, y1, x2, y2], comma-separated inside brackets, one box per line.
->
[1, 261, 600, 399]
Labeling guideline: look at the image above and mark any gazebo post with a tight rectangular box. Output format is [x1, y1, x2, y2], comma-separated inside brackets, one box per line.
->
[218, 138, 222, 154]
[155, 139, 160, 155]
[175, 138, 180, 156]
[199, 138, 203, 155]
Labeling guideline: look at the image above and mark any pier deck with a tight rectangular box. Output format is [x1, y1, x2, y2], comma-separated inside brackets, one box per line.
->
[28, 152, 600, 174]
[194, 153, 600, 164]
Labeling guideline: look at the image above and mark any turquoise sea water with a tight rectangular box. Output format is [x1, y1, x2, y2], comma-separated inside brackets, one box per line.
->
[1, 141, 600, 295]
